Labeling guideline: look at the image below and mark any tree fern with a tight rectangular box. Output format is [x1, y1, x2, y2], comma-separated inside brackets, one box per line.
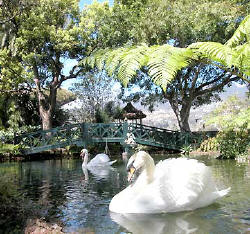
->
[111, 45, 148, 86]
[226, 15, 250, 48]
[188, 40, 250, 82]
[188, 42, 233, 67]
[147, 45, 193, 89]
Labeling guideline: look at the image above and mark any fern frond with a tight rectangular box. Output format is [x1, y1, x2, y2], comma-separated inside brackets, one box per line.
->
[147, 45, 193, 89]
[226, 15, 250, 48]
[80, 48, 108, 69]
[116, 45, 149, 86]
[189, 42, 234, 66]
[105, 48, 126, 77]
[233, 43, 250, 76]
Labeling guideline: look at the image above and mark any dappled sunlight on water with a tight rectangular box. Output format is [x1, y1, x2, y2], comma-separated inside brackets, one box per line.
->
[0, 155, 249, 233]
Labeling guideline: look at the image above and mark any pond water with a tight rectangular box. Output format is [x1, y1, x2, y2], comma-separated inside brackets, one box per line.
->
[0, 155, 250, 234]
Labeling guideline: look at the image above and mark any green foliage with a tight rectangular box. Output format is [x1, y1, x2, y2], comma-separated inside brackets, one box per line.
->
[95, 108, 111, 123]
[181, 144, 193, 157]
[0, 91, 69, 130]
[226, 15, 250, 48]
[0, 126, 40, 155]
[188, 15, 250, 81]
[81, 44, 193, 90]
[198, 137, 219, 152]
[83, 15, 250, 91]
[0, 143, 22, 155]
[1, 0, 83, 130]
[206, 95, 250, 130]
[56, 88, 76, 106]
[0, 49, 30, 90]
[82, 0, 247, 48]
[216, 124, 250, 159]
[189, 42, 250, 82]
[206, 95, 250, 158]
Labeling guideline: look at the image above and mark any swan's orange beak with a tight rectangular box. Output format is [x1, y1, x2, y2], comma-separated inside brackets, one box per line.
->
[128, 166, 136, 182]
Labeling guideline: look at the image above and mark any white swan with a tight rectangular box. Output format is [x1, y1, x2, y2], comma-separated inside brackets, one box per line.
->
[109, 151, 230, 213]
[81, 149, 117, 168]
[82, 163, 112, 181]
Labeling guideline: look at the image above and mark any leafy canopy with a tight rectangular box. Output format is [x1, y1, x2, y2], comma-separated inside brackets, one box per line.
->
[82, 14, 250, 90]
[206, 95, 250, 129]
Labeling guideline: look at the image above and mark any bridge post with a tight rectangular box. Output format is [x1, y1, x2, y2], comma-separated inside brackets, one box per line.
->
[121, 121, 134, 155]
[81, 123, 89, 148]
[123, 121, 128, 140]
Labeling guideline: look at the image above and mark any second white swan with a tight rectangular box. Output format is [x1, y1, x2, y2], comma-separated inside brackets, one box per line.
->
[81, 149, 117, 168]
[109, 151, 230, 213]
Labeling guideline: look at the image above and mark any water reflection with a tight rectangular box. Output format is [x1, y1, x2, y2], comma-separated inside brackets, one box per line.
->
[110, 211, 212, 234]
[0, 156, 250, 233]
[82, 164, 113, 181]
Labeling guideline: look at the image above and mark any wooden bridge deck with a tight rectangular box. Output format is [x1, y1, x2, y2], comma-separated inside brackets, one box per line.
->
[15, 122, 217, 155]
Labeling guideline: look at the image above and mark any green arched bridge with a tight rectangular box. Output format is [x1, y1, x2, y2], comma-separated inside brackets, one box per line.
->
[15, 122, 217, 155]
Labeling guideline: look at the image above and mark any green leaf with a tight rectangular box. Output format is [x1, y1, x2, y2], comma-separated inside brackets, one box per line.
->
[226, 15, 250, 48]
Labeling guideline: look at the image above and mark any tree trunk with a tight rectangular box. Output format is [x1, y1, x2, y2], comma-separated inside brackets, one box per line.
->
[35, 78, 57, 131]
[179, 104, 191, 132]
[40, 109, 52, 130]
[169, 98, 192, 132]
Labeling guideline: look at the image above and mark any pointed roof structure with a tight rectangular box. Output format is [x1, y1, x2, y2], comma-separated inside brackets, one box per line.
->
[117, 102, 146, 124]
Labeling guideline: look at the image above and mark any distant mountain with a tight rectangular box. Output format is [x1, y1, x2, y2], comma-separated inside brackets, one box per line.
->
[132, 82, 249, 131]
[62, 82, 248, 131]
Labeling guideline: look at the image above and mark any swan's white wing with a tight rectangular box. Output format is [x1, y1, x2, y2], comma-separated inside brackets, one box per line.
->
[154, 158, 212, 212]
[88, 153, 110, 166]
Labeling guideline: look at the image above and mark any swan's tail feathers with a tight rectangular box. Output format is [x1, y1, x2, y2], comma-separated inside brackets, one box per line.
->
[218, 187, 231, 197]
[109, 160, 117, 165]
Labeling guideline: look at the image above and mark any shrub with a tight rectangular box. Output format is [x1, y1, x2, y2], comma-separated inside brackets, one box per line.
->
[216, 123, 250, 159]
[198, 137, 219, 152]
[0, 126, 41, 144]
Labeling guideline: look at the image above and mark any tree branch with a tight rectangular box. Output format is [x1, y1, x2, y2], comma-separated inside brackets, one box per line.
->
[196, 75, 239, 97]
[196, 70, 228, 91]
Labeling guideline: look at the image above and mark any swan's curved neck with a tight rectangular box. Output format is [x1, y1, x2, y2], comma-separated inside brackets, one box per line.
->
[144, 158, 155, 184]
[136, 157, 155, 186]
[82, 152, 88, 166]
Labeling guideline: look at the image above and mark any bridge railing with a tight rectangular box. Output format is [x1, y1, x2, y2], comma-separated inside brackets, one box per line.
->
[15, 123, 83, 148]
[128, 123, 217, 148]
[14, 122, 129, 152]
[86, 122, 125, 139]
[14, 122, 218, 154]
[128, 123, 180, 148]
